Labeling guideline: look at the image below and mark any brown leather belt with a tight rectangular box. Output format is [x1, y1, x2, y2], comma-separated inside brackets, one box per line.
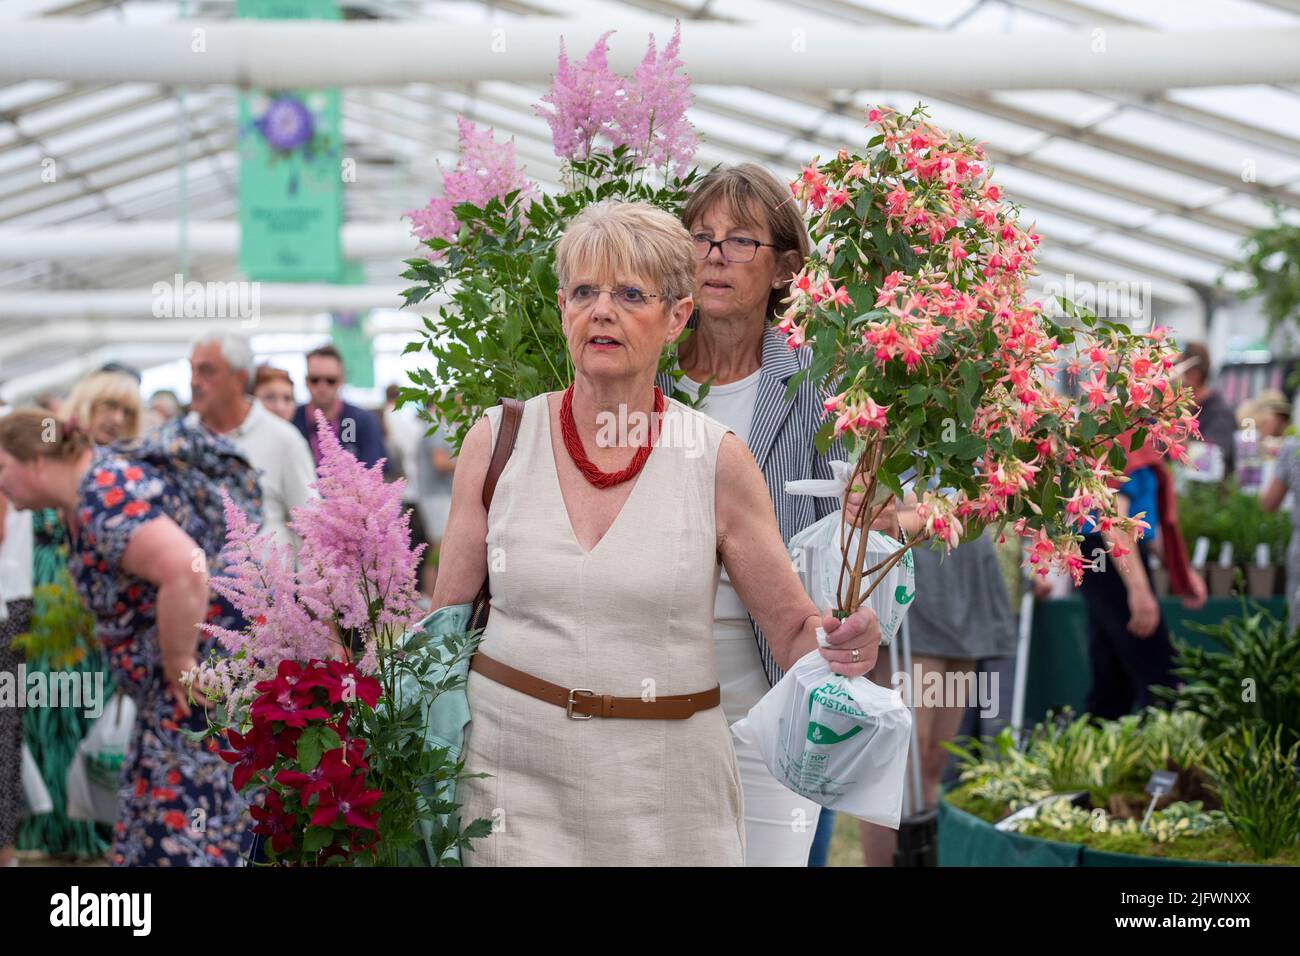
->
[470, 652, 720, 720]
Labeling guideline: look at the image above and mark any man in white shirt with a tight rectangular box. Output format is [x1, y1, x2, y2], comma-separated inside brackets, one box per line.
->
[189, 333, 317, 554]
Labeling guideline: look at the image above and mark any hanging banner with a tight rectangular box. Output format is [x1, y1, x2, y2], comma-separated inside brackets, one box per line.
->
[331, 261, 375, 389]
[237, 0, 343, 282]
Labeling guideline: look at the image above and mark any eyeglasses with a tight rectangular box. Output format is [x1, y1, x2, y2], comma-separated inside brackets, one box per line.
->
[565, 285, 665, 309]
[308, 375, 340, 386]
[691, 234, 778, 263]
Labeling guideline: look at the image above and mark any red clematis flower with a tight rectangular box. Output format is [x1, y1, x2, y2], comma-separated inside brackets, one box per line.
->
[219, 725, 279, 790]
[311, 774, 383, 831]
[249, 790, 297, 855]
[275, 746, 355, 801]
[296, 660, 381, 707]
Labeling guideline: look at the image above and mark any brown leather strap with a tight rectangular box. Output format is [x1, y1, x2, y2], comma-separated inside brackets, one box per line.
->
[470, 397, 524, 630]
[470, 651, 721, 720]
[481, 397, 525, 511]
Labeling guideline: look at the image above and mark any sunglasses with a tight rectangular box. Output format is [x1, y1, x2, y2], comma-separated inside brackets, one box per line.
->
[308, 375, 340, 386]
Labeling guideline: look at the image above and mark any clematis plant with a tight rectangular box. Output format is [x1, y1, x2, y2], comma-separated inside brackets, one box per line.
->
[780, 104, 1200, 612]
[185, 411, 489, 866]
[400, 23, 703, 448]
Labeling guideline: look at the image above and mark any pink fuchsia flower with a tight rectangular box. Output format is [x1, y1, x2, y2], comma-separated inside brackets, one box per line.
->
[916, 494, 964, 550]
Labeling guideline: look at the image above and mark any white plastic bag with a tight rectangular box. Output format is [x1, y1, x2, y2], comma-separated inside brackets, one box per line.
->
[65, 690, 135, 825]
[732, 645, 912, 828]
[786, 462, 915, 645]
[20, 742, 52, 817]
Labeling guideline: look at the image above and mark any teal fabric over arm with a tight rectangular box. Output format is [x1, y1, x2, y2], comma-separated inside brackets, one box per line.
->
[399, 602, 475, 866]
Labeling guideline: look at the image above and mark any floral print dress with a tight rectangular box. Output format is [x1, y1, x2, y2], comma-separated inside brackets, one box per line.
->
[69, 421, 261, 866]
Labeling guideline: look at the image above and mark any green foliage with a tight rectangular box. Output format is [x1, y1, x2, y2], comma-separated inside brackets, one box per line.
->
[1176, 479, 1290, 567]
[1155, 602, 1300, 750]
[12, 573, 99, 669]
[1006, 795, 1231, 845]
[946, 709, 1211, 817]
[399, 147, 705, 450]
[1235, 206, 1300, 333]
[352, 625, 490, 866]
[1205, 725, 1300, 860]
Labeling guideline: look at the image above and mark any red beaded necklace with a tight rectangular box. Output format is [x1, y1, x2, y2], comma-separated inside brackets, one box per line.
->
[560, 384, 665, 489]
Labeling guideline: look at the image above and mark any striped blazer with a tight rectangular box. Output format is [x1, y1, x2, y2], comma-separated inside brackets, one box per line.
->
[657, 324, 847, 687]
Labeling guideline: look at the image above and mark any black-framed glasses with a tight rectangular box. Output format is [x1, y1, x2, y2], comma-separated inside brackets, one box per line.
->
[565, 285, 665, 309]
[691, 233, 778, 263]
[308, 375, 340, 386]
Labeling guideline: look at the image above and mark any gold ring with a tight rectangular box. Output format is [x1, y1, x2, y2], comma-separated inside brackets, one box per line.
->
[851, 648, 861, 663]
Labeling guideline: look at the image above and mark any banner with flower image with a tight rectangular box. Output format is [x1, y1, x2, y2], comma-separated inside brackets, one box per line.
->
[237, 0, 344, 282]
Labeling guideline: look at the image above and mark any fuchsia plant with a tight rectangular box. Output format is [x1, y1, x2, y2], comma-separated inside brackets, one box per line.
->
[780, 104, 1200, 611]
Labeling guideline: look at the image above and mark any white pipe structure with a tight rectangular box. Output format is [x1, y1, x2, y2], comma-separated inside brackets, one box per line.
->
[0, 223, 418, 261]
[0, 284, 423, 321]
[1, 20, 1298, 90]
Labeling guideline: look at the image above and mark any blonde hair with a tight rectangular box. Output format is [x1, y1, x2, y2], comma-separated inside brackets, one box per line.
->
[64, 371, 142, 441]
[555, 202, 695, 302]
[682, 163, 811, 322]
[0, 408, 90, 462]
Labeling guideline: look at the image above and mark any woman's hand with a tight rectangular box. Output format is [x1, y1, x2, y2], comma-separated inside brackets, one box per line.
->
[818, 606, 882, 678]
[1127, 587, 1160, 638]
[1181, 568, 1207, 611]
[163, 653, 207, 719]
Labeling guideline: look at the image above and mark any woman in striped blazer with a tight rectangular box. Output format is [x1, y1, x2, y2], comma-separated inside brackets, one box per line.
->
[656, 164, 895, 866]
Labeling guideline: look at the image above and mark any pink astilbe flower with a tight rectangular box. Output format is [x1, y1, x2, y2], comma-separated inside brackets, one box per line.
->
[292, 409, 426, 673]
[535, 23, 699, 175]
[191, 410, 426, 712]
[613, 22, 698, 176]
[534, 31, 625, 162]
[404, 117, 534, 259]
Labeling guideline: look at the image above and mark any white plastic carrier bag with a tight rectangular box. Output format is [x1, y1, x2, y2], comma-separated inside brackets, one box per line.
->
[732, 642, 913, 828]
[785, 460, 915, 645]
[65, 689, 135, 825]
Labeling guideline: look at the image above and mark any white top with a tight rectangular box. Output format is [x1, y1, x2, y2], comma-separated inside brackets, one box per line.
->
[673, 367, 762, 625]
[190, 401, 317, 553]
[674, 364, 773, 719]
[673, 366, 762, 448]
[0, 500, 34, 604]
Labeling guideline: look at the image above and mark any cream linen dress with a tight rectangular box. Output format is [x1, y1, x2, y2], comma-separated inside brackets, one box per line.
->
[458, 392, 746, 866]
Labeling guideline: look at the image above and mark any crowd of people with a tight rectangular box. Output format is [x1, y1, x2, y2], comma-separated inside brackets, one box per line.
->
[0, 163, 1293, 869]
[0, 339, 455, 866]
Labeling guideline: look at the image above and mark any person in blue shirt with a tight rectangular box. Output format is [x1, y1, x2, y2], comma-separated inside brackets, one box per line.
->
[292, 344, 389, 472]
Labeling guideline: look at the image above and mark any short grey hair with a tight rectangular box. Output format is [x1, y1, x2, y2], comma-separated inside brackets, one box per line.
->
[192, 331, 256, 386]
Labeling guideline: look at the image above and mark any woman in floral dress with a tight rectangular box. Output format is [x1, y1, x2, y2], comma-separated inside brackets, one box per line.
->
[0, 410, 261, 866]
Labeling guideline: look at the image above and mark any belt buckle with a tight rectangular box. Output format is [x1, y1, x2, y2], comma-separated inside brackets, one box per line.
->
[566, 688, 595, 719]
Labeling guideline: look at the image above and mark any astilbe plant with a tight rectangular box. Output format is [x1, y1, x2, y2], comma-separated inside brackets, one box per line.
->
[185, 411, 488, 865]
[778, 104, 1201, 612]
[399, 24, 702, 448]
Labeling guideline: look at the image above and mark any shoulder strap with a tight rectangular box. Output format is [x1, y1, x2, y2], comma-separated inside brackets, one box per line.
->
[482, 398, 524, 510]
[470, 397, 524, 630]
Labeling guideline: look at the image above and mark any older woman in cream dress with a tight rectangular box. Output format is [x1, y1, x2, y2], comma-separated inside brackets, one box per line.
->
[431, 201, 881, 866]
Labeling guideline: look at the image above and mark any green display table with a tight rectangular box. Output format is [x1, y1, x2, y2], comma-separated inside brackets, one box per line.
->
[1023, 595, 1285, 726]
[938, 798, 1246, 867]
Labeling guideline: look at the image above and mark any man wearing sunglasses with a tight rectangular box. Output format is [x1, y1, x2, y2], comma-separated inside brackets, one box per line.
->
[292, 344, 389, 472]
